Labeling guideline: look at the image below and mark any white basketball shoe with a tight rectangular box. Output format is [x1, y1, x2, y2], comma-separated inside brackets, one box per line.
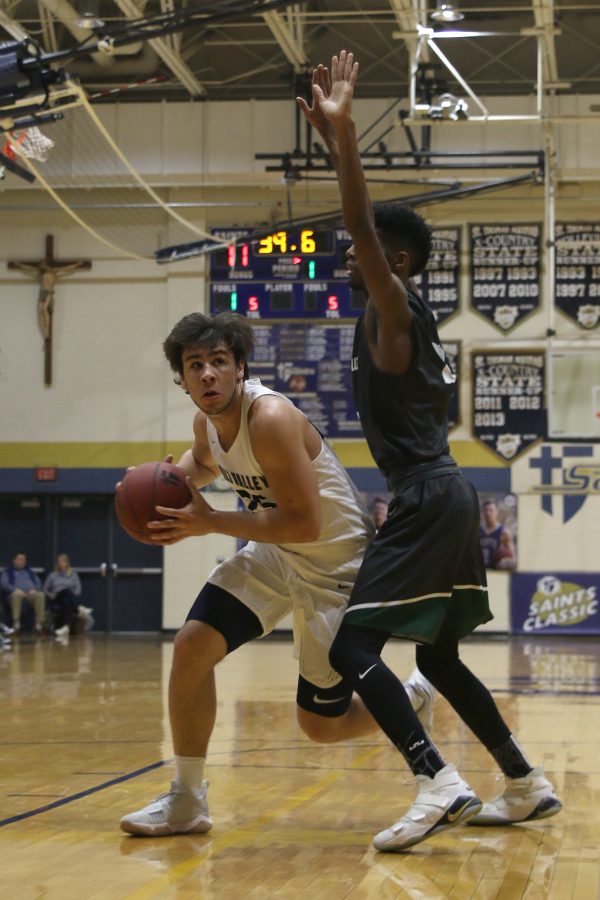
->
[405, 668, 436, 730]
[120, 780, 212, 836]
[468, 766, 562, 826]
[373, 764, 482, 852]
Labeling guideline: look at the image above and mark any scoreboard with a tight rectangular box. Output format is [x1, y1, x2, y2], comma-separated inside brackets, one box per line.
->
[209, 227, 348, 280]
[208, 225, 460, 321]
[209, 227, 362, 319]
[211, 280, 366, 319]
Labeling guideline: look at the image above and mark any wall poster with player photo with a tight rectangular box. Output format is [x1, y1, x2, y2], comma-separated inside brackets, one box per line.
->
[361, 488, 518, 571]
[478, 491, 518, 571]
[360, 491, 393, 531]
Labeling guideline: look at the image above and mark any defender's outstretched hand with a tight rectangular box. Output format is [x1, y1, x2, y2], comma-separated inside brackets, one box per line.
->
[296, 64, 333, 132]
[312, 50, 358, 122]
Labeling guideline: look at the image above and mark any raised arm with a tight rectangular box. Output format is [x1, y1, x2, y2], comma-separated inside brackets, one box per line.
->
[297, 65, 341, 174]
[314, 51, 413, 372]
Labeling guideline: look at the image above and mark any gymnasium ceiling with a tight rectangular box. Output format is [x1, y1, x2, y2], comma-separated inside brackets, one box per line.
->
[1, 1, 600, 105]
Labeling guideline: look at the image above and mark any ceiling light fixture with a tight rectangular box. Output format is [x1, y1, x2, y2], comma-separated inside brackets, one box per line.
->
[75, 0, 105, 30]
[431, 2, 465, 24]
[414, 92, 469, 121]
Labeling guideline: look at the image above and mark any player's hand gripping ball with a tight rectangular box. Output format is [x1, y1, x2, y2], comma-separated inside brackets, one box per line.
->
[115, 461, 191, 544]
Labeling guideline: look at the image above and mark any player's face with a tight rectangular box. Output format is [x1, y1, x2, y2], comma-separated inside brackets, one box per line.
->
[345, 244, 365, 290]
[373, 502, 388, 527]
[181, 343, 244, 417]
[14, 553, 26, 569]
[482, 503, 499, 526]
[345, 233, 409, 290]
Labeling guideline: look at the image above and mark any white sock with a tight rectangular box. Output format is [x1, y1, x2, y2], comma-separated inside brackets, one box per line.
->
[174, 755, 206, 793]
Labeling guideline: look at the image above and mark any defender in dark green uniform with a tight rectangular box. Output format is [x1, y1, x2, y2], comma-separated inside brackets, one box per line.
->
[298, 50, 561, 852]
[348, 277, 492, 642]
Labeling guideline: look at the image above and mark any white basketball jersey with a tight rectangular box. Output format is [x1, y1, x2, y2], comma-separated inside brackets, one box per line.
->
[205, 378, 373, 554]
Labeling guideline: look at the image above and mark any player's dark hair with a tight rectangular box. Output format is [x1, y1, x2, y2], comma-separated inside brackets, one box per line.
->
[373, 202, 433, 276]
[163, 311, 254, 382]
[481, 499, 497, 508]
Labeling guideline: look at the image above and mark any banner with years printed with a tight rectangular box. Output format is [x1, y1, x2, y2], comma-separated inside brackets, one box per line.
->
[412, 227, 460, 325]
[472, 352, 546, 461]
[555, 222, 600, 329]
[470, 223, 541, 331]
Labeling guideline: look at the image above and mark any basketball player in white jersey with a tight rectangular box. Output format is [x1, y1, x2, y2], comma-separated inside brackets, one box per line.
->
[120, 311, 434, 836]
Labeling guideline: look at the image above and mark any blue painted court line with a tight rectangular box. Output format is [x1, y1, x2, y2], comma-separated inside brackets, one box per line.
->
[0, 759, 168, 828]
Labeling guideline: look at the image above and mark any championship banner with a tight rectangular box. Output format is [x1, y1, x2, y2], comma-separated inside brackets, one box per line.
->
[444, 340, 461, 431]
[555, 223, 600, 329]
[472, 352, 546, 461]
[413, 227, 460, 325]
[511, 572, 600, 635]
[470, 224, 541, 331]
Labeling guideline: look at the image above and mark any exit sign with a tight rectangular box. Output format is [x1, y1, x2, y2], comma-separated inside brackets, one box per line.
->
[35, 467, 57, 482]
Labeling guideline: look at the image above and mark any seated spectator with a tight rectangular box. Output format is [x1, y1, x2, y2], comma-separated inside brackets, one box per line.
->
[1, 552, 46, 634]
[44, 553, 82, 638]
[0, 619, 14, 638]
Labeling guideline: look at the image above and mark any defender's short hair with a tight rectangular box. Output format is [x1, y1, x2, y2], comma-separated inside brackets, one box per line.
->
[373, 202, 433, 276]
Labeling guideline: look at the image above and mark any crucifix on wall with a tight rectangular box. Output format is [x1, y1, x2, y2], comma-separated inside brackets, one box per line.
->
[8, 235, 92, 386]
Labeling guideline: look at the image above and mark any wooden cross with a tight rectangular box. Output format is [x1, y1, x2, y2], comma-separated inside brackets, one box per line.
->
[8, 235, 91, 386]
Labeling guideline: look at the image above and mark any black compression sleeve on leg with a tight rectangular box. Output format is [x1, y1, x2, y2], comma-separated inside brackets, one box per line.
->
[489, 737, 533, 778]
[416, 623, 512, 751]
[330, 623, 445, 777]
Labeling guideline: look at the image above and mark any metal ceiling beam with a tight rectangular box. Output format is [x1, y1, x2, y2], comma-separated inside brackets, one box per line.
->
[114, 0, 205, 96]
[387, 0, 421, 56]
[262, 5, 307, 72]
[37, 0, 59, 54]
[0, 7, 31, 42]
[38, 0, 123, 67]
[160, 0, 180, 55]
[532, 0, 562, 86]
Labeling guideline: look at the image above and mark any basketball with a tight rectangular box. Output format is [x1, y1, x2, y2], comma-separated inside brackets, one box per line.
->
[115, 461, 191, 544]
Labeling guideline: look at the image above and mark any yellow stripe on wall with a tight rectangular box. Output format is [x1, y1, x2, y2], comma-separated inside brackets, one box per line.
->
[0, 443, 191, 468]
[0, 439, 505, 469]
[331, 439, 504, 468]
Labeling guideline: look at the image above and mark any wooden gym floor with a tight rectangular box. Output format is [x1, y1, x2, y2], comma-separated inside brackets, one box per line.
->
[1, 632, 598, 899]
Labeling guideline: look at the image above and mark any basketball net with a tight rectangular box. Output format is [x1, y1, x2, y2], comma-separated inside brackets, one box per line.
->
[2, 126, 55, 162]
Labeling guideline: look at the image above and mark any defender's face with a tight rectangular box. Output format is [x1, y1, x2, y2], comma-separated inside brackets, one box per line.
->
[180, 342, 244, 417]
[345, 244, 365, 291]
[345, 234, 409, 291]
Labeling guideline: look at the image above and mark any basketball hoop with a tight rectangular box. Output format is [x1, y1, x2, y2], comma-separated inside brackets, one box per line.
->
[2, 126, 55, 163]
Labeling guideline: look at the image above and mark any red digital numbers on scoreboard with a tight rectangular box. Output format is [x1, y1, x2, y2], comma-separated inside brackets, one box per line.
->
[227, 243, 250, 268]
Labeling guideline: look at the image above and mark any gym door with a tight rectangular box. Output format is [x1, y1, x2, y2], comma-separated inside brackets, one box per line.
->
[55, 495, 163, 632]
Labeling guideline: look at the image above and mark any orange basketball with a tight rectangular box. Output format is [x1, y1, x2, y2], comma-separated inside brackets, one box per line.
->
[115, 461, 191, 544]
